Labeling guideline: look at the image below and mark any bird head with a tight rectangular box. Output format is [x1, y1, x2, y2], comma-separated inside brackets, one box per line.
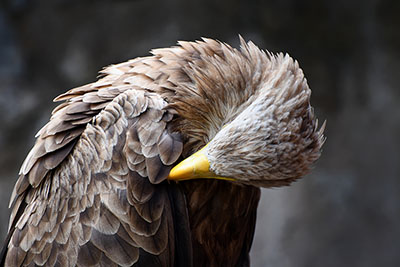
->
[165, 38, 325, 187]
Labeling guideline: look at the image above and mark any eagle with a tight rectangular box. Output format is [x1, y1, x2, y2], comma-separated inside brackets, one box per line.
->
[1, 38, 325, 266]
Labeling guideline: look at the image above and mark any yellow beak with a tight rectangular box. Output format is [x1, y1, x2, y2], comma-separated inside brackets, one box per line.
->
[167, 146, 235, 181]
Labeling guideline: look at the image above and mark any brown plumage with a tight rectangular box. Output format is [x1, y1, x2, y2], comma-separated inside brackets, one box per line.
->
[1, 38, 325, 266]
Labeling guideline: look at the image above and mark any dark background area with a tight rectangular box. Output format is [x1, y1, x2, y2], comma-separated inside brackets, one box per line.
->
[0, 0, 399, 266]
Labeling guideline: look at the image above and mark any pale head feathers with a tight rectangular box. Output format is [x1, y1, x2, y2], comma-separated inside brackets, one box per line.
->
[153, 38, 325, 186]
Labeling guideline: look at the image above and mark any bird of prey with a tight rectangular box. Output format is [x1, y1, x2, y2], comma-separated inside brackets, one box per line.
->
[1, 38, 325, 267]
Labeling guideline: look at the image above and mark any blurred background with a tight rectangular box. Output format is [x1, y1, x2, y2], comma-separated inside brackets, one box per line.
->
[0, 0, 399, 266]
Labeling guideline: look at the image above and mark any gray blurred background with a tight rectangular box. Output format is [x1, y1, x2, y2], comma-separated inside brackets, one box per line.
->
[0, 0, 399, 266]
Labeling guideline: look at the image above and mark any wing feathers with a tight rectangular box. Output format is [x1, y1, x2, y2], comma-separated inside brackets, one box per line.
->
[127, 204, 162, 237]
[96, 205, 120, 235]
[126, 171, 154, 204]
[66, 102, 91, 115]
[43, 138, 78, 170]
[133, 190, 165, 223]
[33, 241, 52, 265]
[4, 246, 26, 267]
[5, 86, 185, 266]
[90, 229, 138, 266]
[127, 210, 169, 255]
[27, 160, 48, 187]
[158, 131, 183, 165]
[77, 241, 102, 266]
[55, 218, 73, 244]
[146, 156, 173, 184]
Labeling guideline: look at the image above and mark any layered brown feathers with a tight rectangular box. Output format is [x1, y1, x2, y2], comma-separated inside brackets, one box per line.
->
[1, 38, 323, 267]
